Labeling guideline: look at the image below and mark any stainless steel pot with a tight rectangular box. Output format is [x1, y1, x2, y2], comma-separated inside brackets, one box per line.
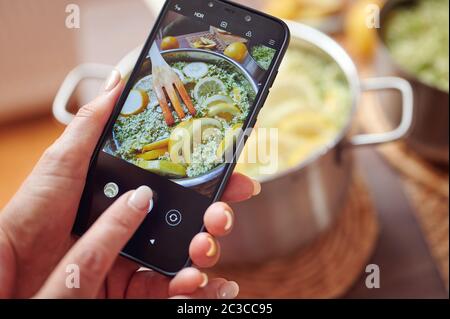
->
[375, 0, 449, 164]
[219, 21, 414, 264]
[53, 21, 413, 265]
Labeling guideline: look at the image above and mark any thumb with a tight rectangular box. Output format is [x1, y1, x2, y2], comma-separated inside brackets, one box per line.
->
[0, 71, 126, 292]
[34, 186, 153, 299]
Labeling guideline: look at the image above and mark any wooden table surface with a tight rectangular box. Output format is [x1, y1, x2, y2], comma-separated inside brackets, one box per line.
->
[348, 149, 447, 298]
[0, 0, 447, 298]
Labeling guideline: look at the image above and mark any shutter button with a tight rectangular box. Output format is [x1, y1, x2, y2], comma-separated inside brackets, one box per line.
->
[165, 209, 182, 226]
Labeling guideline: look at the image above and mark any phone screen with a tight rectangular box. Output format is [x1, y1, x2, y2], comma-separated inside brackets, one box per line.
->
[75, 0, 289, 274]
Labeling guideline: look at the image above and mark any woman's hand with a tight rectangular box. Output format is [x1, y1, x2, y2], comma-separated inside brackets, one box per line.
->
[0, 70, 260, 299]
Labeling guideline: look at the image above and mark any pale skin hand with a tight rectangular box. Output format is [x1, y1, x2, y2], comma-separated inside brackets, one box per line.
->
[0, 70, 261, 299]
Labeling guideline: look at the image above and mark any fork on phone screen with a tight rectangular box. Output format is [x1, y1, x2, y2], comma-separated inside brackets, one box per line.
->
[150, 43, 196, 126]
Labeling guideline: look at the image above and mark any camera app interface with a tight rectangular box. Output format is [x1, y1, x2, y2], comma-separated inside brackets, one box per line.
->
[102, 3, 281, 198]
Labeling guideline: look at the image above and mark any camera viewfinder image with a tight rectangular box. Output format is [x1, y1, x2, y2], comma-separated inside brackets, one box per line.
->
[103, 10, 276, 197]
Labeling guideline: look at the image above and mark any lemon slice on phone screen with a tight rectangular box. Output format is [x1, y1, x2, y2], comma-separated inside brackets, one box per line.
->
[183, 62, 208, 79]
[204, 94, 234, 107]
[142, 138, 169, 152]
[207, 103, 241, 121]
[194, 78, 226, 100]
[169, 120, 193, 164]
[169, 141, 185, 164]
[191, 118, 222, 143]
[133, 75, 159, 108]
[136, 148, 167, 160]
[169, 120, 193, 150]
[121, 89, 149, 116]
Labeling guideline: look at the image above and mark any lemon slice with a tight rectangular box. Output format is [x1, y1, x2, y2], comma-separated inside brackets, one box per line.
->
[169, 118, 222, 164]
[169, 120, 193, 164]
[169, 120, 193, 150]
[121, 89, 149, 117]
[138, 160, 186, 178]
[169, 141, 185, 164]
[191, 117, 222, 145]
[183, 62, 208, 79]
[207, 103, 241, 121]
[170, 138, 192, 164]
[193, 78, 226, 101]
[142, 138, 169, 152]
[133, 75, 159, 108]
[136, 148, 167, 160]
[204, 95, 234, 107]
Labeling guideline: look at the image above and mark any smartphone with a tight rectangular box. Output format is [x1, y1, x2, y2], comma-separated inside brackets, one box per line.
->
[74, 0, 290, 276]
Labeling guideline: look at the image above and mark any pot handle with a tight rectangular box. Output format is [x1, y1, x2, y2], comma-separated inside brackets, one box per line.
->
[351, 76, 414, 146]
[53, 63, 114, 125]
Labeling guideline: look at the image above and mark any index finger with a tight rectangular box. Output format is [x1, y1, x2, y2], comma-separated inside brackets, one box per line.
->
[221, 173, 261, 203]
[35, 186, 153, 299]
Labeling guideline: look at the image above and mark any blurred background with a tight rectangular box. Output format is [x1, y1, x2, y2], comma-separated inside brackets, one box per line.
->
[0, 0, 448, 298]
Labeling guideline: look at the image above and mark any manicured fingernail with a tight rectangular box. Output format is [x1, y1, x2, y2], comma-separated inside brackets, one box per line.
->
[252, 179, 261, 196]
[104, 69, 121, 92]
[199, 273, 208, 288]
[128, 186, 153, 212]
[224, 210, 234, 232]
[206, 236, 218, 257]
[218, 281, 239, 299]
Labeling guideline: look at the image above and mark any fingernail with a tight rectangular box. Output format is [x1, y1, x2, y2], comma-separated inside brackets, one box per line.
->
[252, 179, 261, 196]
[128, 186, 153, 212]
[199, 273, 208, 288]
[224, 210, 234, 232]
[218, 281, 239, 299]
[104, 69, 121, 92]
[206, 236, 218, 257]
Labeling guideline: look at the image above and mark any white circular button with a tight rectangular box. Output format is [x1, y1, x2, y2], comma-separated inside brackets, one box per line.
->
[165, 210, 182, 226]
[104, 182, 119, 198]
